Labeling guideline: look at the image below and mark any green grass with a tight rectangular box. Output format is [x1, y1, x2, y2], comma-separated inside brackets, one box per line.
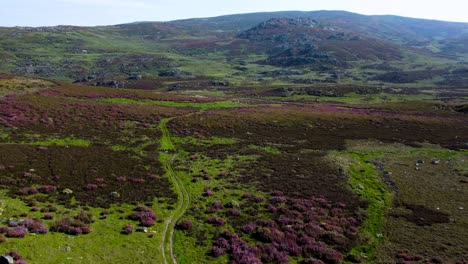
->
[29, 137, 92, 147]
[173, 136, 236, 146]
[266, 92, 438, 104]
[99, 98, 251, 109]
[0, 191, 173, 264]
[330, 151, 392, 262]
[248, 144, 281, 155]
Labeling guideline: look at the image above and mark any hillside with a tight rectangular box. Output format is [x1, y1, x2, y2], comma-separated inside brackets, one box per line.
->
[0, 11, 467, 88]
[0, 10, 468, 264]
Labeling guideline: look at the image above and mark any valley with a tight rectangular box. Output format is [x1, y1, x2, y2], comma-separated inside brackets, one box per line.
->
[0, 10, 467, 264]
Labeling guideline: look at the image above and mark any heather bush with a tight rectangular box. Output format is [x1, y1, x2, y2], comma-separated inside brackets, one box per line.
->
[81, 226, 91, 234]
[300, 259, 325, 264]
[260, 243, 289, 264]
[203, 188, 213, 197]
[128, 206, 156, 227]
[7, 251, 25, 263]
[22, 219, 48, 234]
[40, 205, 58, 213]
[241, 223, 256, 234]
[211, 246, 226, 257]
[51, 216, 91, 236]
[176, 220, 193, 230]
[253, 196, 266, 203]
[241, 193, 253, 199]
[85, 183, 98, 191]
[128, 177, 145, 183]
[18, 187, 38, 195]
[270, 196, 287, 204]
[122, 224, 134, 234]
[206, 216, 226, 226]
[0, 226, 9, 233]
[6, 226, 27, 238]
[37, 185, 57, 193]
[116, 176, 127, 182]
[0, 234, 6, 243]
[74, 211, 95, 224]
[226, 209, 241, 217]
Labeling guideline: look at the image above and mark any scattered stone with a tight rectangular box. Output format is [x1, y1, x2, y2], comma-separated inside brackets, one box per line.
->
[73, 75, 96, 83]
[128, 74, 142, 80]
[459, 207, 464, 210]
[0, 255, 14, 264]
[167, 84, 183, 91]
[159, 69, 193, 78]
[416, 160, 425, 164]
[110, 192, 120, 199]
[209, 81, 228, 86]
[60, 245, 71, 252]
[431, 160, 441, 164]
[62, 188, 73, 195]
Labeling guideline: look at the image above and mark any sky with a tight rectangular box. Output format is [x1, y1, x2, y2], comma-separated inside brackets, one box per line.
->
[1, 0, 468, 27]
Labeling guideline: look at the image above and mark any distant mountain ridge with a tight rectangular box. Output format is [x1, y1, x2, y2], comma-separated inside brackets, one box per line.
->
[0, 10, 467, 86]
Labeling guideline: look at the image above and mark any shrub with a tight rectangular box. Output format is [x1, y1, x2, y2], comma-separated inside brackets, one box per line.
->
[18, 187, 38, 195]
[0, 234, 6, 243]
[128, 177, 145, 183]
[128, 206, 157, 227]
[271, 191, 284, 196]
[207, 217, 226, 226]
[85, 183, 98, 191]
[22, 219, 48, 234]
[211, 246, 226, 257]
[81, 226, 91, 234]
[241, 193, 253, 199]
[40, 205, 58, 213]
[226, 209, 241, 217]
[116, 176, 127, 182]
[0, 226, 9, 233]
[7, 251, 25, 262]
[212, 201, 223, 210]
[74, 211, 95, 224]
[68, 226, 83, 235]
[176, 220, 193, 230]
[270, 196, 287, 204]
[6, 226, 27, 238]
[43, 214, 54, 220]
[241, 223, 256, 234]
[300, 259, 325, 264]
[215, 238, 231, 249]
[122, 224, 134, 235]
[203, 188, 213, 197]
[50, 217, 90, 236]
[254, 196, 266, 203]
[37, 185, 57, 193]
[140, 218, 155, 227]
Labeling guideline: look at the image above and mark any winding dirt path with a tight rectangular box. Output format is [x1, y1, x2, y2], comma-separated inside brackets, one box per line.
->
[158, 117, 191, 264]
